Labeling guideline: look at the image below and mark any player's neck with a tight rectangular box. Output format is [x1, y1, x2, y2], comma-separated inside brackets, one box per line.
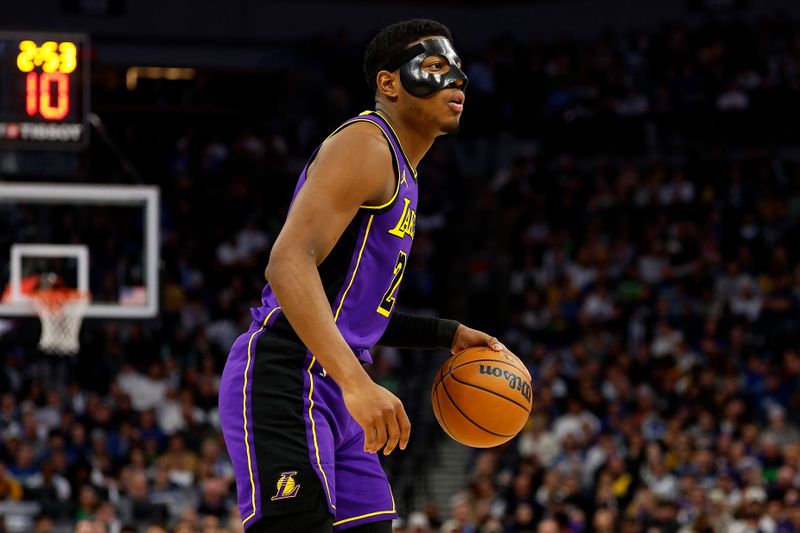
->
[374, 107, 434, 170]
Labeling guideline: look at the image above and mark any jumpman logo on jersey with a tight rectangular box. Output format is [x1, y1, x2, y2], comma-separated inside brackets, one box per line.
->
[399, 169, 409, 189]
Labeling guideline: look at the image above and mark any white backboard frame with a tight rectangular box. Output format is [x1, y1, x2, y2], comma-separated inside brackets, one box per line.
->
[10, 244, 90, 301]
[0, 182, 159, 318]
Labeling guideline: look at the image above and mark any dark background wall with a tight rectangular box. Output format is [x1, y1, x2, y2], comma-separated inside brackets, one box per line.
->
[2, 0, 798, 68]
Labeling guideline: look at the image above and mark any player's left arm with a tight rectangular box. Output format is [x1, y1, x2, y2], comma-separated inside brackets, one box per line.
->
[378, 312, 505, 354]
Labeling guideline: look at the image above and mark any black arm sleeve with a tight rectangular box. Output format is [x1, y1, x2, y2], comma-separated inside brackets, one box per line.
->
[377, 312, 460, 350]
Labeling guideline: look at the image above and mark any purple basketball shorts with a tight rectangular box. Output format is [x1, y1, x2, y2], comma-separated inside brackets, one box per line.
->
[219, 316, 397, 531]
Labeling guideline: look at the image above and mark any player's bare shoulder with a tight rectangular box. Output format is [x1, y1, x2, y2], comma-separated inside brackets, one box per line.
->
[310, 121, 396, 207]
[317, 121, 392, 168]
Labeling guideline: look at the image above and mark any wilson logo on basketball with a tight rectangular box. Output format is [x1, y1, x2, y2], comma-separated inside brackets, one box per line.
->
[478, 365, 532, 402]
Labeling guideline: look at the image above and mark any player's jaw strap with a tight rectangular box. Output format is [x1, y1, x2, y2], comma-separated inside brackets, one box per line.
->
[382, 43, 427, 72]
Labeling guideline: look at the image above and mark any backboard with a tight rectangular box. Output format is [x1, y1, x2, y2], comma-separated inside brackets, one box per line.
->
[0, 182, 159, 318]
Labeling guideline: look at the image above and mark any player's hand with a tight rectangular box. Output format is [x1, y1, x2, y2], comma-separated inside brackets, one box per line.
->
[450, 324, 505, 354]
[342, 380, 411, 455]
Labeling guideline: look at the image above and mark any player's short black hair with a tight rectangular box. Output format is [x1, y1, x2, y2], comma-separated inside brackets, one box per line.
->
[363, 18, 454, 93]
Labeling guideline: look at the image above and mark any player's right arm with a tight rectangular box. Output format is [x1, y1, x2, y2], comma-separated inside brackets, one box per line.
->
[264, 122, 410, 456]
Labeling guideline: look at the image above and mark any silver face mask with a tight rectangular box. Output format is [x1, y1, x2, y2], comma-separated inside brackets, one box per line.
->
[381, 37, 468, 97]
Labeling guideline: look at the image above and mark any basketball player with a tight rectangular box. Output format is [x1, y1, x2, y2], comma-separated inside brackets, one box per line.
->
[219, 19, 505, 533]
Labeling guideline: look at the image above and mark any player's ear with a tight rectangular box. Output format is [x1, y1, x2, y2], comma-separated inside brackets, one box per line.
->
[376, 70, 399, 101]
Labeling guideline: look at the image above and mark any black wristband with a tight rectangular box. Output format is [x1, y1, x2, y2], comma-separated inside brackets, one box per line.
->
[435, 318, 461, 351]
[378, 312, 460, 351]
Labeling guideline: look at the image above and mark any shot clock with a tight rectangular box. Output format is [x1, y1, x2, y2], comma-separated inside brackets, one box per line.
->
[0, 31, 89, 149]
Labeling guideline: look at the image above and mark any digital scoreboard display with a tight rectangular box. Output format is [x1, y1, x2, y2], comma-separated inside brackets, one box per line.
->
[0, 31, 89, 149]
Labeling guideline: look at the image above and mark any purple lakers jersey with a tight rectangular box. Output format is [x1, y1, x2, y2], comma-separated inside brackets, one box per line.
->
[251, 111, 417, 364]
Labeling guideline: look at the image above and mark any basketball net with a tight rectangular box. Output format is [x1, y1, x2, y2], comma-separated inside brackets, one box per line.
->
[31, 289, 90, 355]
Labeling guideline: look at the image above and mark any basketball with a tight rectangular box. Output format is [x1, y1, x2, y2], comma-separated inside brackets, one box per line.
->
[431, 347, 533, 448]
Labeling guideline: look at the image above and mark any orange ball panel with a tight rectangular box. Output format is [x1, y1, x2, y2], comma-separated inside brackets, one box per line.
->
[443, 372, 530, 436]
[433, 380, 508, 448]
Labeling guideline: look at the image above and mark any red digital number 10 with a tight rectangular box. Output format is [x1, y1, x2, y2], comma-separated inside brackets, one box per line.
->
[25, 71, 70, 120]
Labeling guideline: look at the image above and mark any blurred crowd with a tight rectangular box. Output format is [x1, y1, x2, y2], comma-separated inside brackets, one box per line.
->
[419, 149, 800, 533]
[2, 11, 800, 533]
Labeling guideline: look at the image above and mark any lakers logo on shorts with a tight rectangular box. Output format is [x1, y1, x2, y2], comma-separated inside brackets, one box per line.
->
[271, 471, 301, 501]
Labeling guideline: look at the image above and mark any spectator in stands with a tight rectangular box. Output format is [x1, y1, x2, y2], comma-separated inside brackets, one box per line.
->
[0, 460, 22, 501]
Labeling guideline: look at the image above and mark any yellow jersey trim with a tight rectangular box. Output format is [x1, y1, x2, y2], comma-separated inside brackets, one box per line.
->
[332, 488, 396, 526]
[241, 306, 282, 525]
[333, 215, 375, 321]
[322, 114, 401, 211]
[372, 110, 418, 178]
[332, 510, 397, 527]
[306, 355, 335, 509]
